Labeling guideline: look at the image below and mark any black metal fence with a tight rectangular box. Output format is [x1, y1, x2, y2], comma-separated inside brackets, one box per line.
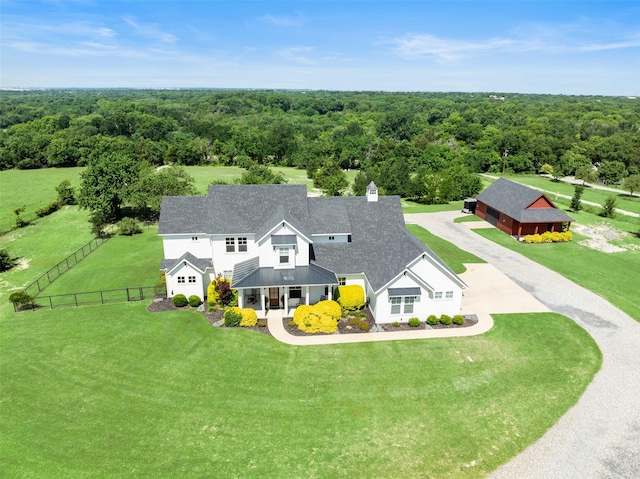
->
[14, 285, 166, 312]
[23, 235, 112, 298]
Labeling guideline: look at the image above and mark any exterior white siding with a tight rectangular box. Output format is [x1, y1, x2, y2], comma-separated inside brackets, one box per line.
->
[210, 234, 255, 275]
[163, 235, 211, 260]
[255, 223, 310, 269]
[166, 262, 207, 300]
[312, 234, 350, 244]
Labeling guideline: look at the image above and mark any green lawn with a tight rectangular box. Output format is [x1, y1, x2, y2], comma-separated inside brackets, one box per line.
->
[454, 214, 484, 223]
[407, 224, 485, 273]
[0, 167, 85, 232]
[473, 228, 640, 322]
[493, 174, 640, 216]
[401, 199, 464, 214]
[0, 306, 600, 479]
[43, 226, 163, 296]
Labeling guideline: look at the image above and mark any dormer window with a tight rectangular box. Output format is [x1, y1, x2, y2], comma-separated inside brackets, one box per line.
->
[191, 236, 198, 241]
[278, 247, 290, 265]
[329, 236, 335, 241]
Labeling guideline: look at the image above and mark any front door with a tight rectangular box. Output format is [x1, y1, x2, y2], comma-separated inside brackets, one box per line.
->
[269, 287, 280, 308]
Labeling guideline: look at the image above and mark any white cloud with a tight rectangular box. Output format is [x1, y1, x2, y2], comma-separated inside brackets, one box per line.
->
[260, 14, 304, 27]
[387, 34, 517, 62]
[123, 16, 177, 43]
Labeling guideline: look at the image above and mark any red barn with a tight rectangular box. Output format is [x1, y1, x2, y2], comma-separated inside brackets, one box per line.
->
[475, 178, 574, 240]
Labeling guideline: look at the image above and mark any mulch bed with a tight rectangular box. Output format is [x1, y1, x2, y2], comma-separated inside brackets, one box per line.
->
[149, 299, 478, 338]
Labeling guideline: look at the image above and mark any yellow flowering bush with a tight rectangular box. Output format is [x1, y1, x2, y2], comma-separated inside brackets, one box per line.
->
[523, 231, 572, 243]
[293, 300, 341, 334]
[224, 307, 258, 327]
[336, 285, 365, 310]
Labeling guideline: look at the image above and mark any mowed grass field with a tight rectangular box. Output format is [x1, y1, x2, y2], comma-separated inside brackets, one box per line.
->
[0, 166, 359, 233]
[473, 227, 640, 322]
[0, 171, 601, 478]
[1, 304, 600, 479]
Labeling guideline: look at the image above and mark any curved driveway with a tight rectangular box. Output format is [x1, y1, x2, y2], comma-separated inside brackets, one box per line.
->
[406, 212, 640, 479]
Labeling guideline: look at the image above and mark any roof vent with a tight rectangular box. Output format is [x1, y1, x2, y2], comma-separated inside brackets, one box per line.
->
[366, 181, 378, 202]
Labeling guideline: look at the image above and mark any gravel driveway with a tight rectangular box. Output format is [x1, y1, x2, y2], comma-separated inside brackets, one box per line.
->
[406, 212, 640, 479]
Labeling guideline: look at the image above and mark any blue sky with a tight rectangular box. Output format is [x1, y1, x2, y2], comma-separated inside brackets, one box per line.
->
[1, 1, 639, 95]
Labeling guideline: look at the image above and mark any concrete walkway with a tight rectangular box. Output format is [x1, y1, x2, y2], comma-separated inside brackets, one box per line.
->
[406, 211, 640, 479]
[266, 263, 548, 346]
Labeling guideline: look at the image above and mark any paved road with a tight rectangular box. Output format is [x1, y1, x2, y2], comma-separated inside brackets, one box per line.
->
[406, 212, 640, 479]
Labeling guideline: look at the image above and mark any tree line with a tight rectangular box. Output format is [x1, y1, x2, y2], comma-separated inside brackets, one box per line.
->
[1, 89, 638, 201]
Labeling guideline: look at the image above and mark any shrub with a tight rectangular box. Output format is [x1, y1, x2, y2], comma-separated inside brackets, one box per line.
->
[117, 217, 142, 236]
[55, 180, 76, 205]
[523, 232, 571, 243]
[239, 308, 258, 327]
[188, 295, 202, 307]
[0, 249, 18, 272]
[9, 291, 33, 309]
[288, 319, 296, 327]
[335, 284, 365, 310]
[223, 307, 242, 327]
[358, 320, 371, 331]
[207, 276, 236, 307]
[293, 301, 341, 334]
[601, 195, 617, 218]
[426, 314, 439, 326]
[349, 317, 361, 326]
[453, 314, 465, 325]
[172, 294, 188, 307]
[36, 200, 61, 218]
[408, 317, 421, 327]
[392, 321, 400, 327]
[257, 320, 266, 328]
[440, 314, 452, 325]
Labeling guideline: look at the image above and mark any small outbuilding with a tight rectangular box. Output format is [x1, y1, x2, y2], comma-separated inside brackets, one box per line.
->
[475, 178, 574, 240]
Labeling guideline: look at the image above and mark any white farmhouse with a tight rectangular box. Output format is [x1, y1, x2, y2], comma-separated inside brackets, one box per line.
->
[158, 182, 466, 323]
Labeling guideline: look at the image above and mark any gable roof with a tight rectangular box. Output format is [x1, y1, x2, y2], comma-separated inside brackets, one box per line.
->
[160, 252, 213, 274]
[159, 184, 464, 292]
[476, 178, 573, 223]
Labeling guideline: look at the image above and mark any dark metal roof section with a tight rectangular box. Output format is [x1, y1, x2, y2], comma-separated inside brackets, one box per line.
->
[160, 252, 213, 273]
[476, 178, 573, 223]
[271, 235, 298, 245]
[232, 263, 338, 289]
[231, 256, 260, 286]
[388, 287, 421, 297]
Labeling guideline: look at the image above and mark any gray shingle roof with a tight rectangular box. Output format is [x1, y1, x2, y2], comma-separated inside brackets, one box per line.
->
[476, 178, 573, 223]
[159, 184, 464, 292]
[160, 252, 213, 273]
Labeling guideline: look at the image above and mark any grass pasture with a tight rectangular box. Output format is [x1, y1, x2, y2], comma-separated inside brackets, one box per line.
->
[1, 306, 601, 479]
[474, 227, 640, 322]
[407, 224, 485, 273]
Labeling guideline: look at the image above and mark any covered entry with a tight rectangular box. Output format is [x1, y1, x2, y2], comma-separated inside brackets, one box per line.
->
[269, 287, 280, 308]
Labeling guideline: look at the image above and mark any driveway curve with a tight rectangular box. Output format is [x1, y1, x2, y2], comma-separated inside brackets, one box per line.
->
[406, 212, 640, 479]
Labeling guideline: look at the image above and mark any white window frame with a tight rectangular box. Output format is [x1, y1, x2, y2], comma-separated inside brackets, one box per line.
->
[278, 247, 290, 265]
[338, 277, 346, 286]
[188, 276, 197, 284]
[390, 297, 402, 315]
[434, 291, 443, 300]
[238, 237, 247, 252]
[191, 236, 198, 241]
[225, 237, 235, 253]
[404, 296, 415, 314]
[223, 270, 233, 280]
[329, 236, 335, 241]
[289, 286, 302, 299]
[177, 276, 185, 284]
[445, 291, 454, 299]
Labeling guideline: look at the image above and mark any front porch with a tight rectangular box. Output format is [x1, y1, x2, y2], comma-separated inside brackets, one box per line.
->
[237, 284, 333, 319]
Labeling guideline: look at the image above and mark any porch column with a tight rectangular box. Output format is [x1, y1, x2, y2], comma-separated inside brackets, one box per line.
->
[517, 225, 522, 241]
[283, 289, 289, 312]
[305, 286, 309, 305]
[534, 224, 539, 234]
[328, 286, 332, 301]
[260, 289, 266, 317]
[238, 290, 244, 308]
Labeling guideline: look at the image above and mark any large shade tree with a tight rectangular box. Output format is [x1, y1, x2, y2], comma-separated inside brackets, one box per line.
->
[78, 153, 140, 227]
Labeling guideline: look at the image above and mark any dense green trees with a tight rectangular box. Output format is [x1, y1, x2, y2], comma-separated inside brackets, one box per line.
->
[1, 89, 638, 203]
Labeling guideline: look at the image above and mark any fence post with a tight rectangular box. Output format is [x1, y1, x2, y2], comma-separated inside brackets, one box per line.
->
[100, 291, 104, 304]
[139, 287, 143, 299]
[126, 288, 130, 301]
[74, 294, 78, 307]
[49, 296, 53, 309]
